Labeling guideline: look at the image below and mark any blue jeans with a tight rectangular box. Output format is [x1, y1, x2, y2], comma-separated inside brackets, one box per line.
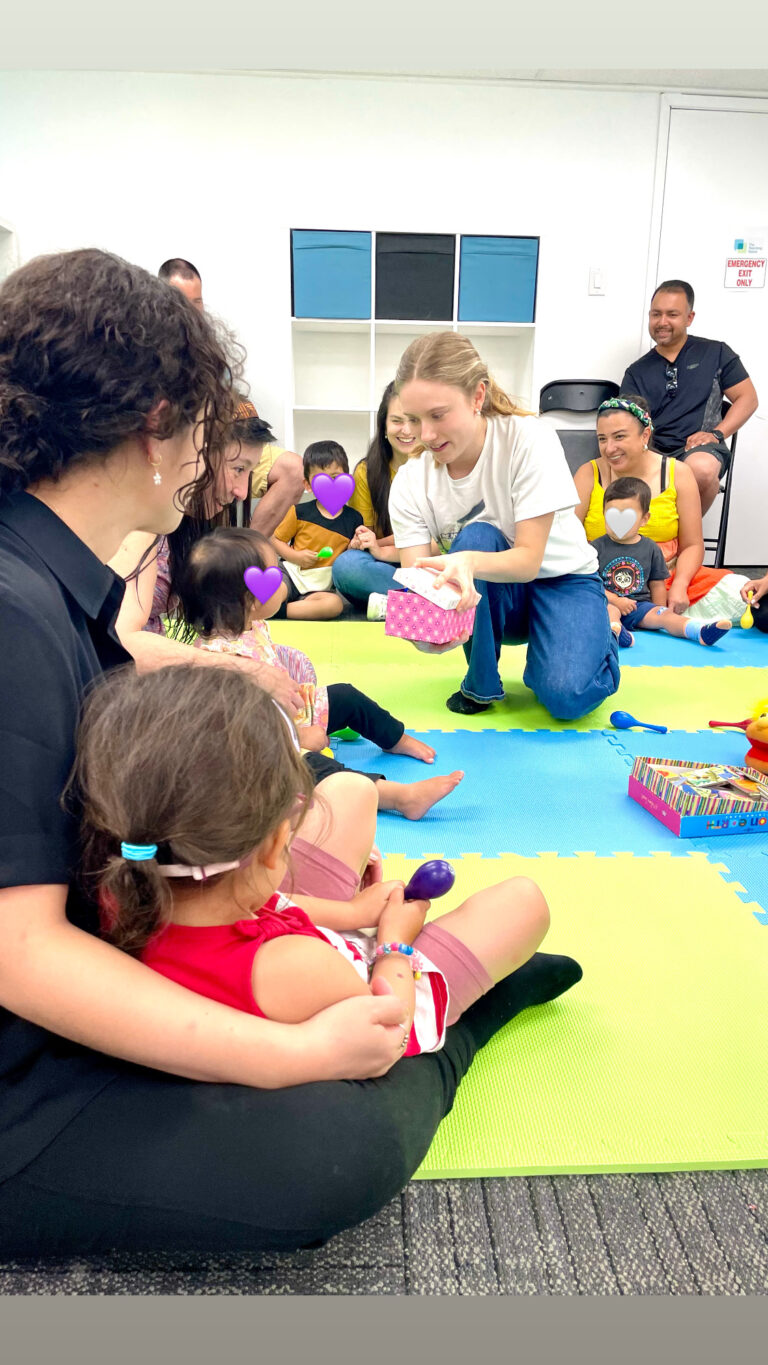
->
[452, 522, 620, 721]
[332, 549, 405, 603]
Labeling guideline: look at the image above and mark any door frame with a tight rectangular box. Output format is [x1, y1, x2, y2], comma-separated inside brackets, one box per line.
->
[643, 92, 768, 353]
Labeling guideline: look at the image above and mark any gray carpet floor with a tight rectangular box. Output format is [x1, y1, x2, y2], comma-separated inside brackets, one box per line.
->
[1, 1170, 766, 1294]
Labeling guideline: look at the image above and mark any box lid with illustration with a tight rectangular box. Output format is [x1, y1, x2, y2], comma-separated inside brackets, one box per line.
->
[629, 756, 768, 838]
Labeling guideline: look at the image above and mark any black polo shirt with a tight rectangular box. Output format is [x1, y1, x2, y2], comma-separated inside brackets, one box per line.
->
[0, 492, 133, 1181]
[621, 335, 749, 454]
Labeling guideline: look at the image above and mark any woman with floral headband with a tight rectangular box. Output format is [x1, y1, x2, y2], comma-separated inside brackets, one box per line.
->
[573, 394, 747, 621]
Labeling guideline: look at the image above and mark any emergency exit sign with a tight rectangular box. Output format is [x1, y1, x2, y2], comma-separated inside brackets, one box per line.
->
[724, 257, 766, 289]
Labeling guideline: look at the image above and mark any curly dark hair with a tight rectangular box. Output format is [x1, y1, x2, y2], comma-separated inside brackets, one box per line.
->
[161, 411, 279, 639]
[0, 247, 244, 501]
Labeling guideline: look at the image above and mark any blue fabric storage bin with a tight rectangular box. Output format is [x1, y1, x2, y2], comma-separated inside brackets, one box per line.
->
[458, 236, 539, 323]
[292, 230, 371, 319]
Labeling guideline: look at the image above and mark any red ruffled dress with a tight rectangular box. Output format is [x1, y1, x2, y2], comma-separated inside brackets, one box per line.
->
[140, 893, 448, 1057]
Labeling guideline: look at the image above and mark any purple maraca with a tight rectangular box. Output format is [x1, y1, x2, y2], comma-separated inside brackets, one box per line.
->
[404, 859, 455, 902]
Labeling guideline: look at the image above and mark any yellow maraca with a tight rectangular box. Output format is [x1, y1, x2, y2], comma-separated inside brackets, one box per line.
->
[741, 590, 755, 630]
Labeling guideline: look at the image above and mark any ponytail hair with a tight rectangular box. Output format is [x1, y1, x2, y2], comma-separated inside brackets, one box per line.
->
[74, 664, 313, 956]
[395, 331, 530, 419]
[96, 856, 173, 958]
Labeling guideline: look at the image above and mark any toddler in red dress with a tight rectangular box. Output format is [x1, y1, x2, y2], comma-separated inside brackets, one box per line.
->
[75, 665, 577, 1057]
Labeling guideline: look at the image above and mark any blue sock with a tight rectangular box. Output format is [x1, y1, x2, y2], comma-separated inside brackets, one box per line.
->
[617, 624, 634, 648]
[699, 620, 732, 647]
[684, 620, 702, 642]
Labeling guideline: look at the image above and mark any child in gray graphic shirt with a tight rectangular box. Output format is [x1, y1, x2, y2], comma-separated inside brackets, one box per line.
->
[593, 478, 732, 649]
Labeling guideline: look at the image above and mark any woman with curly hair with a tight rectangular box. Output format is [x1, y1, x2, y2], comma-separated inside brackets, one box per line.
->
[0, 248, 577, 1259]
[109, 398, 306, 716]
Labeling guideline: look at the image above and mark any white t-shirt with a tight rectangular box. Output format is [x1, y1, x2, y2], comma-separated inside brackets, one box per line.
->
[388, 414, 598, 579]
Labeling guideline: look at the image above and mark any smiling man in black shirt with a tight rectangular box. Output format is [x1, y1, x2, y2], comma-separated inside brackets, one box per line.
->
[621, 279, 758, 514]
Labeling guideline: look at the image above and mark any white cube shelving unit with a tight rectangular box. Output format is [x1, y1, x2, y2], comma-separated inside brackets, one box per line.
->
[288, 231, 537, 469]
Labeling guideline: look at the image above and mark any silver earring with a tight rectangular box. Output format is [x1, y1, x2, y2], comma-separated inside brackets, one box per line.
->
[153, 470, 162, 486]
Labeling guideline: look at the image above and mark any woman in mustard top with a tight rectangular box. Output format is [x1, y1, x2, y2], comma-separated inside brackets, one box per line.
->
[574, 395, 742, 617]
[332, 381, 423, 609]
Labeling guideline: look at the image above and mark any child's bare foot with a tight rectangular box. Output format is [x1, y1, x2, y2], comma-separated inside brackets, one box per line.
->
[388, 734, 436, 764]
[378, 771, 464, 820]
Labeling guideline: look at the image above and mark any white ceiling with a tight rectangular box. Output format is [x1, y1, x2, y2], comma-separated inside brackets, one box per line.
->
[482, 71, 768, 92]
[2, 4, 768, 87]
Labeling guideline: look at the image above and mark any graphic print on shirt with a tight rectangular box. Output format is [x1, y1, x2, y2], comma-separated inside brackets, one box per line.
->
[600, 553, 647, 597]
[702, 375, 726, 433]
[435, 500, 487, 552]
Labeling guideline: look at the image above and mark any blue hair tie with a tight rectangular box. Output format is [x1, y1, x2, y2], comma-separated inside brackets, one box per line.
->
[120, 842, 158, 862]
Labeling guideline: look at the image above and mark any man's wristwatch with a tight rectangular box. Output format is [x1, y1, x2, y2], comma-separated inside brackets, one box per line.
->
[710, 428, 726, 443]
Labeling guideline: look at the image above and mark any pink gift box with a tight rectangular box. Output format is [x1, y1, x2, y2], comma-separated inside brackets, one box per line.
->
[384, 590, 476, 645]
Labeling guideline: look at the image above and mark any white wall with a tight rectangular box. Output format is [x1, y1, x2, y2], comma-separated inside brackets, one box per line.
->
[0, 71, 661, 442]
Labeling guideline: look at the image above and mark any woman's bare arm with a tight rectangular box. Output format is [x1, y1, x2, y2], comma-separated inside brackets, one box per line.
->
[0, 884, 408, 1085]
[572, 463, 595, 525]
[110, 532, 304, 712]
[668, 459, 705, 607]
[110, 531, 159, 639]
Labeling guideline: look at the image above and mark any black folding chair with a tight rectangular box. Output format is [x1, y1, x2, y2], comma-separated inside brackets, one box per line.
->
[539, 380, 620, 415]
[703, 400, 738, 569]
[539, 379, 620, 476]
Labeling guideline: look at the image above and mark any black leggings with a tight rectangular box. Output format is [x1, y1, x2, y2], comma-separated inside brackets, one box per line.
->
[304, 683, 405, 788]
[0, 981, 524, 1258]
[327, 683, 404, 751]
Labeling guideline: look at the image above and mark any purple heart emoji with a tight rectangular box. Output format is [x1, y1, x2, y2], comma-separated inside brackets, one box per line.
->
[310, 473, 355, 517]
[244, 565, 283, 605]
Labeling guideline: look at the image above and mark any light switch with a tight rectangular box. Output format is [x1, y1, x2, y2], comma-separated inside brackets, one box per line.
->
[589, 267, 605, 296]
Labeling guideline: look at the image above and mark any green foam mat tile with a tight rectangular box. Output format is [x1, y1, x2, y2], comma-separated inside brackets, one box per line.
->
[378, 851, 768, 1178]
[269, 621, 766, 733]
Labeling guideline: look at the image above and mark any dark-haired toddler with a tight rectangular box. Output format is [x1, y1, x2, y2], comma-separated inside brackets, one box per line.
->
[271, 441, 362, 620]
[176, 526, 465, 821]
[594, 476, 732, 648]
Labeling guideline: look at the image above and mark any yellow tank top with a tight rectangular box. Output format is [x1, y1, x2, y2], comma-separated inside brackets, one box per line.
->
[583, 458, 679, 547]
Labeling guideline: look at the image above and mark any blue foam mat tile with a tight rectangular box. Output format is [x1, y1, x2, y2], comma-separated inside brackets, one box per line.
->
[703, 848, 768, 923]
[330, 728, 768, 860]
[619, 627, 768, 668]
[602, 727, 749, 766]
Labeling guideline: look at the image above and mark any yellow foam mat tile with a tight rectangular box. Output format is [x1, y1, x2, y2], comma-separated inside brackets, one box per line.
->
[269, 621, 765, 732]
[376, 851, 768, 1178]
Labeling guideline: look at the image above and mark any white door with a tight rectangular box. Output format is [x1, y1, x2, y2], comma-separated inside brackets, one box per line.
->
[656, 103, 768, 565]
[0, 219, 19, 283]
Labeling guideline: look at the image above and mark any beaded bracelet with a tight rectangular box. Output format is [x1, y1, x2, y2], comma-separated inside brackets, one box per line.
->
[372, 942, 426, 980]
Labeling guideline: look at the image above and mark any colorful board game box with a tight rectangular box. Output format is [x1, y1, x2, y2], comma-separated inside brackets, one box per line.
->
[628, 756, 768, 838]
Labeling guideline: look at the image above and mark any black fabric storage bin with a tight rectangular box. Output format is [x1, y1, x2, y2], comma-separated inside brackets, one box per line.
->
[375, 233, 455, 320]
